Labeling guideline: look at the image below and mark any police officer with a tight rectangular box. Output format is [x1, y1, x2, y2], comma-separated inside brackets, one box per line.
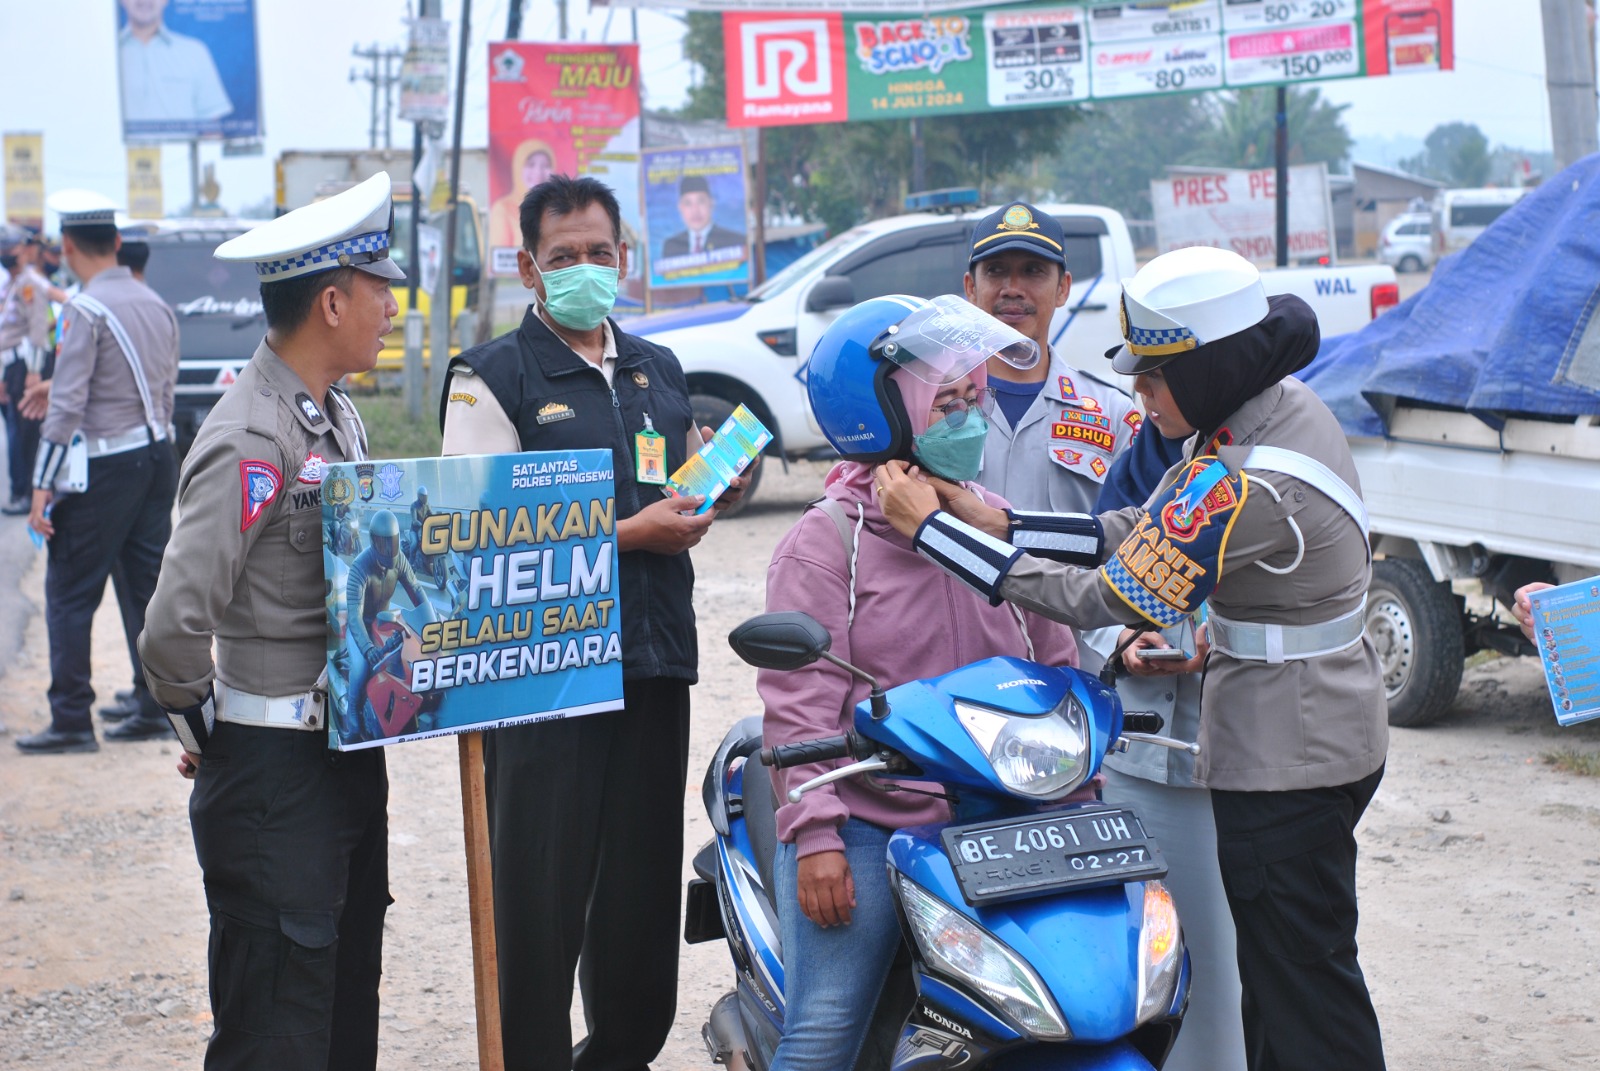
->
[342, 508, 431, 741]
[967, 201, 1140, 518]
[439, 173, 747, 1071]
[0, 224, 52, 515]
[138, 173, 402, 1070]
[878, 247, 1389, 1071]
[17, 191, 180, 753]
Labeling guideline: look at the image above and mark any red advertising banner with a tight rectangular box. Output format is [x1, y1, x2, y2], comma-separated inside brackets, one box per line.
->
[486, 42, 644, 304]
[1362, 0, 1453, 75]
[724, 12, 848, 128]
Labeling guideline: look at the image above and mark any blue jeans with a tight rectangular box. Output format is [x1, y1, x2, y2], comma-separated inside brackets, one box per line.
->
[772, 819, 903, 1071]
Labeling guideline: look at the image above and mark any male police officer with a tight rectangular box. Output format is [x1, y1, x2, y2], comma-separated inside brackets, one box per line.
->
[967, 201, 1139, 517]
[139, 173, 402, 1070]
[0, 225, 52, 515]
[18, 190, 179, 754]
[440, 173, 748, 1071]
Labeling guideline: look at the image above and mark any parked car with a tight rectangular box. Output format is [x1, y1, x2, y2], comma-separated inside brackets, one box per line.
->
[626, 203, 1400, 511]
[1378, 212, 1433, 273]
[1430, 187, 1528, 259]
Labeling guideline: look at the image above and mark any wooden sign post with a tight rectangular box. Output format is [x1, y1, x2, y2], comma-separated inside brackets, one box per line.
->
[459, 731, 505, 1070]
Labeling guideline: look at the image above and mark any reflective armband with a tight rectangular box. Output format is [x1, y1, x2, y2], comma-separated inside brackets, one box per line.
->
[1006, 510, 1103, 566]
[914, 511, 1023, 606]
[164, 685, 216, 755]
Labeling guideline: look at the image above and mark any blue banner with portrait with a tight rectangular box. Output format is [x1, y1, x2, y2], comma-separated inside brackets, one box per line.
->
[644, 144, 750, 290]
[321, 450, 623, 752]
[116, 0, 263, 141]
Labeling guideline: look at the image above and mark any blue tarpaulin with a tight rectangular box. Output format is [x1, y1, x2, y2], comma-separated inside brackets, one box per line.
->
[1303, 154, 1600, 437]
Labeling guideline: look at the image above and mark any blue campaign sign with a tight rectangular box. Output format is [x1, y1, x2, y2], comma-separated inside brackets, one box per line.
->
[116, 0, 263, 141]
[645, 144, 751, 290]
[321, 450, 623, 751]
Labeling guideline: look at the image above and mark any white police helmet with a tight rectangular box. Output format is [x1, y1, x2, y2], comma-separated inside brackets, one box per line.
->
[1109, 247, 1270, 376]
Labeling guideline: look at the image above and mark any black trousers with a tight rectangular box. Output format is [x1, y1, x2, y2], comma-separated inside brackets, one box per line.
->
[2, 359, 40, 502]
[44, 442, 176, 732]
[1211, 765, 1387, 1071]
[484, 678, 693, 1071]
[190, 722, 391, 1071]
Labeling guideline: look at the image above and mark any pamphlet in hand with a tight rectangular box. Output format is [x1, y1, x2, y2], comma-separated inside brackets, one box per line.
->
[664, 404, 772, 514]
[1528, 576, 1600, 727]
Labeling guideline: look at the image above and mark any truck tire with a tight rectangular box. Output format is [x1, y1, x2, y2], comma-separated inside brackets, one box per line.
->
[1366, 558, 1464, 727]
[1397, 254, 1423, 274]
[689, 393, 764, 518]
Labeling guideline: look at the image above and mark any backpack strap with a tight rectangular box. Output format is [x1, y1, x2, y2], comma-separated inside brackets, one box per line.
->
[807, 496, 864, 630]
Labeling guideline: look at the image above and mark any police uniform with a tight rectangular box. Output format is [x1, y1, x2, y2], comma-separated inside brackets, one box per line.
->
[440, 307, 700, 1071]
[977, 350, 1140, 516]
[137, 174, 402, 1071]
[0, 228, 53, 512]
[913, 248, 1388, 1071]
[16, 192, 179, 753]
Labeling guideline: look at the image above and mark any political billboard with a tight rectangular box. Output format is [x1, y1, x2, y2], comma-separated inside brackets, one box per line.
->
[1151, 163, 1335, 263]
[3, 134, 44, 231]
[724, 0, 1452, 127]
[115, 0, 263, 141]
[322, 450, 623, 752]
[644, 144, 750, 289]
[486, 42, 646, 310]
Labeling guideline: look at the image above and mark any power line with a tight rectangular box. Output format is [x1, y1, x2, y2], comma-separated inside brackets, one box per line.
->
[350, 43, 405, 149]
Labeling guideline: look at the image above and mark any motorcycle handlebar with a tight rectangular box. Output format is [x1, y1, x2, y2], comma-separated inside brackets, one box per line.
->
[760, 735, 852, 768]
[1122, 711, 1165, 735]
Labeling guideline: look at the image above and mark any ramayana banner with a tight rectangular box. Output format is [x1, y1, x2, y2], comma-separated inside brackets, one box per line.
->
[723, 0, 1453, 128]
[322, 450, 623, 752]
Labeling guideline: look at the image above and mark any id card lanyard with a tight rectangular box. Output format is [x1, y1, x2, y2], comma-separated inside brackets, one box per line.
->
[635, 412, 666, 485]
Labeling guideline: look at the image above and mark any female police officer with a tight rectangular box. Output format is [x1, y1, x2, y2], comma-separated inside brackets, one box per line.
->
[877, 247, 1389, 1071]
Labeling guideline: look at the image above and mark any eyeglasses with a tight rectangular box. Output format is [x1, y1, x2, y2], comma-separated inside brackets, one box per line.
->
[930, 387, 997, 428]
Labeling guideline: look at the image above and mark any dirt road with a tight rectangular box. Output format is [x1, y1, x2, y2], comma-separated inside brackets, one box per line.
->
[3, 459, 1597, 1070]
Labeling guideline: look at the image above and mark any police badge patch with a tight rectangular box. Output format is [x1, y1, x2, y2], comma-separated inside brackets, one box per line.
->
[377, 462, 405, 501]
[297, 453, 327, 484]
[1099, 456, 1248, 627]
[238, 459, 282, 532]
[357, 462, 376, 501]
[295, 392, 326, 425]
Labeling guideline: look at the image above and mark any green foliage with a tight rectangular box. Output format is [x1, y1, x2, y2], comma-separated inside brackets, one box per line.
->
[1192, 86, 1353, 171]
[348, 388, 443, 460]
[1046, 95, 1214, 220]
[1400, 122, 1493, 187]
[1544, 747, 1600, 778]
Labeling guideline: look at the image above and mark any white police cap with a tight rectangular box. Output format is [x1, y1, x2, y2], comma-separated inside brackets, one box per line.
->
[116, 214, 154, 242]
[47, 189, 120, 228]
[213, 172, 403, 283]
[1109, 246, 1270, 376]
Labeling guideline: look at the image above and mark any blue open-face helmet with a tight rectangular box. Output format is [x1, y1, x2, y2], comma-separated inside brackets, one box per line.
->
[805, 293, 1039, 463]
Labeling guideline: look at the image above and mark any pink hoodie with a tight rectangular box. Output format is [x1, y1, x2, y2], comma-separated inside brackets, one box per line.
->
[759, 367, 1080, 858]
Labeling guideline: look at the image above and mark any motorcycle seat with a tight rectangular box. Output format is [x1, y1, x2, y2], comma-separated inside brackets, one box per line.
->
[742, 754, 780, 905]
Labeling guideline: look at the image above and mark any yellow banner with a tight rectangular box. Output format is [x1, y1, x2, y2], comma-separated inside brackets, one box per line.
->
[4, 133, 44, 230]
[127, 145, 163, 220]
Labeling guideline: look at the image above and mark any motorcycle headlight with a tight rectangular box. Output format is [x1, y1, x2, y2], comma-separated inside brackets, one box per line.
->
[1136, 880, 1184, 1026]
[897, 874, 1071, 1040]
[955, 695, 1090, 799]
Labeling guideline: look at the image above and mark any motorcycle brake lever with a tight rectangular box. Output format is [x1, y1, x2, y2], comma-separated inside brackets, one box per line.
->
[1116, 732, 1200, 756]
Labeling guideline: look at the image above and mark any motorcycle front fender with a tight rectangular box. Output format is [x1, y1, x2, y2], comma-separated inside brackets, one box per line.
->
[986, 1039, 1154, 1071]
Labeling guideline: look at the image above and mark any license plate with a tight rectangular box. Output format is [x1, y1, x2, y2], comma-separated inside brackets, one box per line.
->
[939, 806, 1167, 906]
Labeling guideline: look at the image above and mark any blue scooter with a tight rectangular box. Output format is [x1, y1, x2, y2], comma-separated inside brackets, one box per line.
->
[686, 611, 1196, 1071]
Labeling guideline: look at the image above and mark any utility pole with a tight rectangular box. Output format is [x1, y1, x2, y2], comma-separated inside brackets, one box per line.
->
[350, 43, 404, 150]
[1541, 0, 1599, 173]
[507, 0, 524, 38]
[1274, 85, 1289, 268]
[558, 0, 569, 40]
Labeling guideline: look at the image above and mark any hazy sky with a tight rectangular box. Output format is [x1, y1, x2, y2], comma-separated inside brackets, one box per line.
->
[0, 0, 1563, 222]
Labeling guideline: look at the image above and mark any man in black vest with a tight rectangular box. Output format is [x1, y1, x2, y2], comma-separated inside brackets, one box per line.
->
[440, 174, 749, 1071]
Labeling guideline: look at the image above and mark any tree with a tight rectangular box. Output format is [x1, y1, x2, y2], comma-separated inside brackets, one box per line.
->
[1191, 86, 1353, 171]
[673, 12, 1079, 234]
[1400, 122, 1492, 187]
[1044, 95, 1215, 220]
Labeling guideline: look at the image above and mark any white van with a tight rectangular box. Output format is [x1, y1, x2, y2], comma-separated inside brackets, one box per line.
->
[1430, 187, 1527, 259]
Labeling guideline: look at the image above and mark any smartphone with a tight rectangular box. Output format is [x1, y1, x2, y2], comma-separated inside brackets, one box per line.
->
[1138, 647, 1189, 661]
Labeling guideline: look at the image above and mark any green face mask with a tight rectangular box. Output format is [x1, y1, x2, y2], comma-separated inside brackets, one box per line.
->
[533, 261, 619, 331]
[913, 411, 989, 483]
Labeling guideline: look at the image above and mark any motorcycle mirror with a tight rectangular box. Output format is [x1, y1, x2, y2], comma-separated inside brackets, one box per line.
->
[728, 612, 833, 671]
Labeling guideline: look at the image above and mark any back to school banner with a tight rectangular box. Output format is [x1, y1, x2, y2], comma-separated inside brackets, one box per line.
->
[724, 0, 1451, 127]
[322, 450, 623, 751]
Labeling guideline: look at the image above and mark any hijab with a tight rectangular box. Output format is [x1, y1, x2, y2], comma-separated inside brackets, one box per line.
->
[1161, 294, 1320, 440]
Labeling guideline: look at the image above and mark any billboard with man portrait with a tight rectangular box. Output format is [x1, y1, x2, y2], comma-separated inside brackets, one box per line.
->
[644, 145, 749, 290]
[116, 0, 263, 141]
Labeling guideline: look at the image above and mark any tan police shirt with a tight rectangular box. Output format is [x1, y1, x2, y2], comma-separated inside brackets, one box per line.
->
[139, 341, 367, 708]
[0, 264, 53, 362]
[41, 266, 178, 444]
[996, 376, 1388, 793]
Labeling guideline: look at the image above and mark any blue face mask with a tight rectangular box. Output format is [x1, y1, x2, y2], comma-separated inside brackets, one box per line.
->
[533, 261, 619, 331]
[913, 410, 989, 482]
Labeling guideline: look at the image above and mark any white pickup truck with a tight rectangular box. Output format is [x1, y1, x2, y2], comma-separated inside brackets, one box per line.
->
[626, 203, 1399, 507]
[1353, 408, 1600, 726]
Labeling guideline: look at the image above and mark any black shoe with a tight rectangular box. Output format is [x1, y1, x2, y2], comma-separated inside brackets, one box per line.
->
[115, 688, 135, 703]
[104, 714, 174, 742]
[98, 695, 142, 722]
[15, 727, 99, 754]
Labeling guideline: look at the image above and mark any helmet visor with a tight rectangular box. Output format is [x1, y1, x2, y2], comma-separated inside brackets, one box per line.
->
[870, 294, 1039, 385]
